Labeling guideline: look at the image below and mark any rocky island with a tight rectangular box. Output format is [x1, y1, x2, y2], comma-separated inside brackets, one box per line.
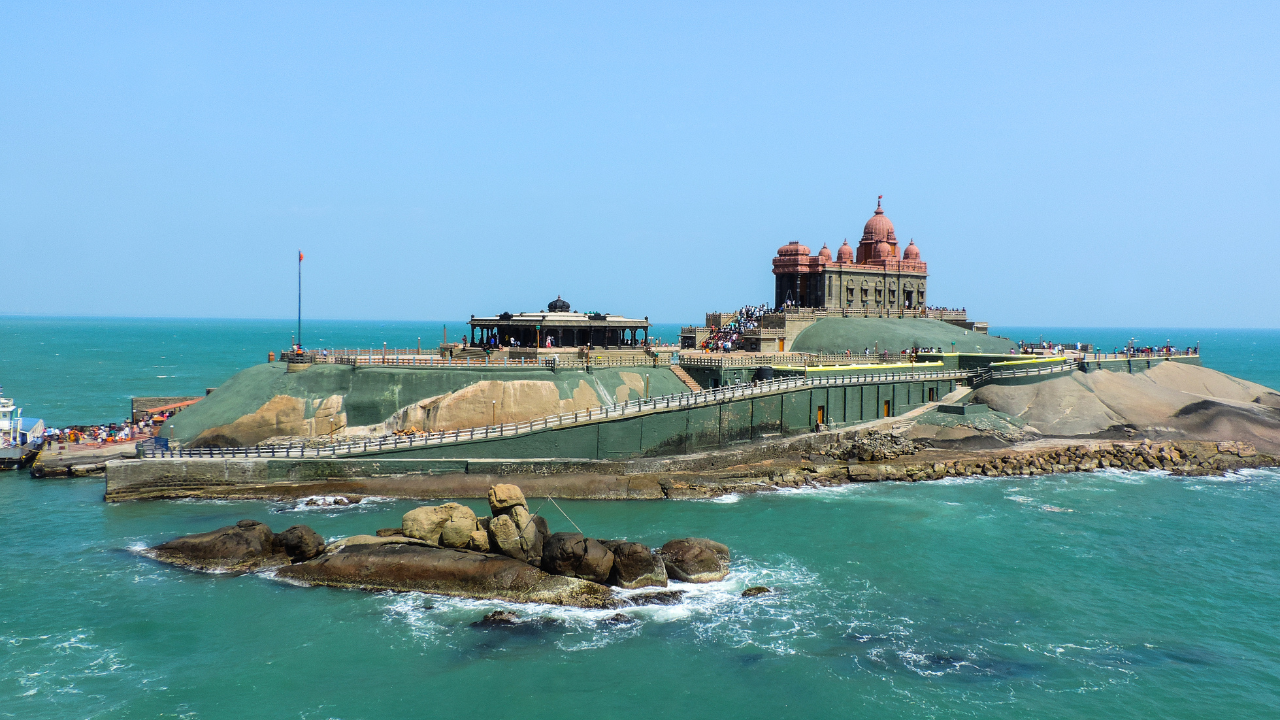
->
[100, 202, 1278, 501]
[147, 484, 731, 608]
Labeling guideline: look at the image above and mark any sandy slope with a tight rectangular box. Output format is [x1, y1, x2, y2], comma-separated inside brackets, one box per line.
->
[972, 363, 1280, 452]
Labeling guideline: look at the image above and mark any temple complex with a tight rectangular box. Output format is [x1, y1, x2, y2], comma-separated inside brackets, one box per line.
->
[468, 296, 651, 349]
[681, 198, 989, 352]
[773, 198, 928, 313]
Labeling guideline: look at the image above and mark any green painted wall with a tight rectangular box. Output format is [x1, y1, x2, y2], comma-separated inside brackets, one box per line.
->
[324, 377, 958, 464]
[167, 361, 690, 444]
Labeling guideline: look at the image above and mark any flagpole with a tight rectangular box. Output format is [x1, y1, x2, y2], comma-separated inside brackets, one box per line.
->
[297, 250, 302, 349]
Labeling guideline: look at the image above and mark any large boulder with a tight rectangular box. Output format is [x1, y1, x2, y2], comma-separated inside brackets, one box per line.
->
[601, 540, 667, 589]
[322, 535, 436, 554]
[439, 505, 480, 549]
[403, 503, 477, 547]
[488, 484, 529, 516]
[659, 538, 730, 583]
[151, 519, 285, 572]
[542, 533, 615, 584]
[488, 506, 545, 564]
[276, 543, 618, 608]
[467, 530, 491, 553]
[275, 525, 326, 562]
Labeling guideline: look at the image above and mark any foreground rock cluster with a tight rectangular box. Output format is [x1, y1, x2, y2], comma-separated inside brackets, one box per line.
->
[147, 484, 731, 608]
[151, 520, 326, 572]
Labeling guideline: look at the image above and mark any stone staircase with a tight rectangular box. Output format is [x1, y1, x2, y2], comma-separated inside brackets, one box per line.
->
[670, 365, 703, 392]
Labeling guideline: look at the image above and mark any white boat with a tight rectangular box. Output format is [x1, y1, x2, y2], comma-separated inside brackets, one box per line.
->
[0, 389, 41, 470]
[0, 391, 20, 448]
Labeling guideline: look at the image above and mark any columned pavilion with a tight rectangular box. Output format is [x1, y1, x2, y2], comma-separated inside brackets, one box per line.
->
[468, 296, 650, 349]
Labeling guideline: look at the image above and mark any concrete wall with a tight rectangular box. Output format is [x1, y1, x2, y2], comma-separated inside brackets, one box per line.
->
[315, 377, 956, 461]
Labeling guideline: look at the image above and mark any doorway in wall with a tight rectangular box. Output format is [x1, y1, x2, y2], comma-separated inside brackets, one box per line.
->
[883, 400, 891, 417]
[928, 387, 937, 401]
[816, 406, 825, 425]
[777, 338, 785, 351]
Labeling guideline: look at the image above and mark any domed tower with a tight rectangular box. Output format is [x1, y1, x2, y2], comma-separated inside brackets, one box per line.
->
[836, 239, 854, 263]
[858, 198, 898, 261]
[772, 241, 821, 308]
[547, 295, 570, 312]
[902, 240, 921, 261]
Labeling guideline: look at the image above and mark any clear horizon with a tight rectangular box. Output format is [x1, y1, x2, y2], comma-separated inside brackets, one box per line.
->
[7, 312, 1280, 333]
[2, 2, 1277, 327]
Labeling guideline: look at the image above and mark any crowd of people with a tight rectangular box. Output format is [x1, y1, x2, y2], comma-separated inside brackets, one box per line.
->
[700, 303, 771, 352]
[41, 413, 172, 448]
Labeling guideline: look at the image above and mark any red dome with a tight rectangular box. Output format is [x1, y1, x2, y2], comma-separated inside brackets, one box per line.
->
[861, 201, 896, 246]
[874, 239, 892, 259]
[836, 239, 854, 262]
[817, 243, 832, 261]
[902, 239, 921, 260]
[777, 241, 811, 257]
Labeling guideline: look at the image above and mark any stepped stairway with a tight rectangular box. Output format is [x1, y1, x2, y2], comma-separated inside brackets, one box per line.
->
[670, 364, 703, 392]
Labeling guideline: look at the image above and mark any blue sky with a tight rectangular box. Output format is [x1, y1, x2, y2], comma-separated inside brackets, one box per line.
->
[2, 2, 1276, 326]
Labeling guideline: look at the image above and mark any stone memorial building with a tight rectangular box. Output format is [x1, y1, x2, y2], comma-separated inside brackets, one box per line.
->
[772, 199, 927, 315]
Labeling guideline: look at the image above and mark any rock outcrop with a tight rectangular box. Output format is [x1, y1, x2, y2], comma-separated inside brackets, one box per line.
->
[602, 540, 667, 589]
[275, 525, 326, 563]
[972, 363, 1280, 452]
[150, 485, 732, 607]
[276, 543, 619, 608]
[402, 503, 478, 548]
[150, 520, 325, 572]
[488, 506, 546, 564]
[660, 538, 731, 583]
[488, 483, 528, 515]
[541, 533, 615, 584]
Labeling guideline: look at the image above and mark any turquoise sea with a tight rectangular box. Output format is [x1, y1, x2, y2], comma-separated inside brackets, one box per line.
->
[2, 318, 1279, 719]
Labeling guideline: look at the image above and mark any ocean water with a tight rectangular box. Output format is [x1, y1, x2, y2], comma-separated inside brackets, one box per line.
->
[1, 317, 1279, 719]
[2, 471, 1279, 719]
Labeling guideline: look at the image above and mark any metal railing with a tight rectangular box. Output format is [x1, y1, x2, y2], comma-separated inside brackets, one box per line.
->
[143, 367, 973, 460]
[972, 360, 1079, 386]
[284, 352, 669, 370]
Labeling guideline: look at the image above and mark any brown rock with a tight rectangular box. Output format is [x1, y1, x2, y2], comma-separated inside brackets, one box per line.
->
[626, 589, 686, 606]
[601, 540, 667, 589]
[659, 538, 730, 583]
[439, 504, 479, 549]
[488, 507, 545, 564]
[488, 483, 528, 516]
[402, 504, 450, 545]
[275, 525, 326, 562]
[276, 543, 617, 608]
[467, 529, 490, 553]
[473, 610, 520, 626]
[403, 503, 478, 548]
[742, 586, 771, 597]
[541, 533, 615, 584]
[151, 519, 285, 572]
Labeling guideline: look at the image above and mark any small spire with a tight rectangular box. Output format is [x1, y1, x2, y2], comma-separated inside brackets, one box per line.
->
[877, 194, 883, 209]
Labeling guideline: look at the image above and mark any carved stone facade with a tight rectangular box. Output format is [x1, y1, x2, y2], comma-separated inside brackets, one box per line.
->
[772, 200, 927, 315]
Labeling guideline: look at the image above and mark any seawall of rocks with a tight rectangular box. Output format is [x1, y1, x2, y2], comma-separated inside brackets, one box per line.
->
[647, 438, 1276, 499]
